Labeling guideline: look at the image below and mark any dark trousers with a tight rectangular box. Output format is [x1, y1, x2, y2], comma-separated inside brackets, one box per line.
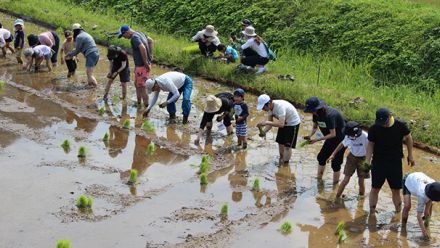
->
[51, 31, 60, 63]
[65, 59, 77, 73]
[198, 41, 217, 56]
[241, 47, 269, 67]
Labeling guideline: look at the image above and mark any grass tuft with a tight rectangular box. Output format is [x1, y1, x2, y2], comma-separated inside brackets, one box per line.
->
[77, 146, 86, 158]
[141, 120, 155, 132]
[147, 143, 156, 155]
[123, 119, 130, 129]
[252, 177, 261, 191]
[280, 221, 293, 234]
[76, 194, 93, 209]
[56, 240, 72, 248]
[220, 203, 228, 219]
[128, 169, 138, 184]
[200, 173, 208, 185]
[102, 132, 109, 142]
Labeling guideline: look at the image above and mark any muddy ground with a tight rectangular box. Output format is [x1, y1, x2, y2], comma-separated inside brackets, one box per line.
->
[0, 13, 440, 248]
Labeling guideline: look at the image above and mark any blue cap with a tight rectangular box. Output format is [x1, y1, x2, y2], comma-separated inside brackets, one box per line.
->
[375, 108, 391, 126]
[118, 25, 130, 38]
[234, 88, 245, 97]
[304, 96, 325, 113]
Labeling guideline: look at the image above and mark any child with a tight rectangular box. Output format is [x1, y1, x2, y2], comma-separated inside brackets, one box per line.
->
[14, 19, 25, 64]
[23, 45, 53, 72]
[0, 24, 15, 57]
[402, 172, 440, 239]
[104, 45, 130, 101]
[328, 121, 369, 198]
[60, 31, 77, 77]
[233, 88, 249, 149]
[229, 32, 242, 51]
[217, 44, 238, 63]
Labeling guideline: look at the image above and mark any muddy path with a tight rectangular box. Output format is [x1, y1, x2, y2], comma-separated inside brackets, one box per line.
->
[1, 13, 440, 248]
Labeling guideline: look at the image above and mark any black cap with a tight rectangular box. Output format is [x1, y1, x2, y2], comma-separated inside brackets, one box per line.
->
[425, 182, 440, 201]
[375, 108, 391, 126]
[241, 19, 252, 26]
[304, 96, 325, 113]
[345, 121, 362, 137]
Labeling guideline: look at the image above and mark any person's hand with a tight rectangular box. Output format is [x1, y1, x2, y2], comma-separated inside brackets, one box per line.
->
[145, 63, 151, 72]
[303, 135, 311, 141]
[309, 139, 318, 144]
[111, 72, 118, 79]
[159, 102, 167, 108]
[257, 122, 266, 128]
[76, 57, 79, 63]
[327, 155, 335, 164]
[407, 155, 415, 166]
[65, 56, 71, 60]
[143, 108, 150, 118]
[106, 72, 112, 78]
[216, 115, 223, 122]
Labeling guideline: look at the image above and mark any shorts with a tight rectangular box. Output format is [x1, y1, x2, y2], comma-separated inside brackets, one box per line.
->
[236, 123, 247, 137]
[371, 158, 403, 189]
[65, 59, 77, 73]
[223, 111, 232, 127]
[402, 173, 410, 195]
[317, 138, 346, 172]
[275, 124, 300, 148]
[5, 35, 13, 43]
[135, 66, 151, 88]
[110, 66, 130, 83]
[343, 153, 370, 178]
[85, 50, 99, 68]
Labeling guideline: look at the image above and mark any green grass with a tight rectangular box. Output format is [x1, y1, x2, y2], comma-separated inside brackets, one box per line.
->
[2, 0, 440, 148]
[56, 240, 72, 248]
[280, 221, 293, 234]
[200, 173, 208, 185]
[75, 194, 93, 209]
[128, 169, 138, 184]
[252, 178, 260, 191]
[147, 143, 155, 156]
[77, 145, 86, 158]
[220, 203, 228, 219]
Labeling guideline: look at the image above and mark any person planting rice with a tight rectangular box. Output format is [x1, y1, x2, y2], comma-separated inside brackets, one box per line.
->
[327, 121, 369, 198]
[118, 24, 153, 108]
[103, 45, 130, 101]
[13, 19, 25, 64]
[0, 24, 15, 57]
[257, 94, 301, 166]
[60, 30, 77, 77]
[65, 23, 99, 87]
[402, 172, 440, 239]
[145, 71, 193, 124]
[191, 25, 221, 57]
[23, 45, 53, 72]
[27, 30, 60, 65]
[365, 108, 415, 213]
[303, 96, 346, 185]
[195, 93, 235, 145]
[233, 89, 249, 149]
[217, 44, 238, 63]
[239, 26, 269, 74]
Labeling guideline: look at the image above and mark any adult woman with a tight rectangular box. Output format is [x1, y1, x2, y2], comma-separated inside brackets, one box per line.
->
[191, 25, 221, 57]
[240, 26, 269, 74]
[27, 30, 60, 64]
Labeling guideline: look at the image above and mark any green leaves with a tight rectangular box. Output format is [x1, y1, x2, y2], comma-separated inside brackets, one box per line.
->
[76, 194, 93, 209]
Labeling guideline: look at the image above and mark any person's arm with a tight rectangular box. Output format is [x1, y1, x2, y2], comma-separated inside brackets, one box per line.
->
[241, 39, 252, 50]
[112, 60, 127, 78]
[0, 37, 5, 49]
[327, 142, 344, 163]
[310, 129, 336, 144]
[165, 83, 180, 104]
[404, 133, 415, 166]
[147, 91, 159, 110]
[365, 141, 374, 165]
[67, 37, 81, 57]
[191, 32, 201, 42]
[24, 57, 34, 71]
[417, 211, 430, 239]
[236, 104, 249, 123]
[195, 113, 213, 144]
[138, 43, 150, 71]
[60, 44, 65, 64]
[147, 37, 154, 60]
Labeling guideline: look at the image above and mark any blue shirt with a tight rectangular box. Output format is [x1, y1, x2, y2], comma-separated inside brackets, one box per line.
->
[225, 46, 238, 61]
[14, 30, 24, 49]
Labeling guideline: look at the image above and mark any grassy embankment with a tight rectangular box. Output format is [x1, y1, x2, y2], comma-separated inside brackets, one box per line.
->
[1, 0, 440, 149]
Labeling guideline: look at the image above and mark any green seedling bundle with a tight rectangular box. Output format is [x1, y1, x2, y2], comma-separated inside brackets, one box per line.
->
[77, 146, 86, 158]
[258, 126, 265, 137]
[61, 139, 71, 152]
[147, 143, 155, 155]
[128, 169, 138, 184]
[0, 80, 4, 90]
[298, 140, 311, 148]
[220, 203, 228, 219]
[141, 120, 155, 132]
[361, 162, 371, 173]
[280, 221, 292, 234]
[76, 194, 93, 209]
[335, 221, 347, 243]
[200, 173, 208, 185]
[98, 106, 105, 115]
[252, 177, 260, 191]
[199, 155, 211, 174]
[56, 240, 72, 248]
[123, 119, 130, 129]
[103, 132, 109, 142]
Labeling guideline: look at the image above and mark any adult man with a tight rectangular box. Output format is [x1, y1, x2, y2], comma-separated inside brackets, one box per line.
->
[365, 108, 415, 212]
[191, 25, 221, 57]
[195, 93, 234, 145]
[145, 71, 193, 124]
[256, 94, 301, 165]
[303, 96, 346, 184]
[118, 24, 154, 110]
[402, 172, 440, 239]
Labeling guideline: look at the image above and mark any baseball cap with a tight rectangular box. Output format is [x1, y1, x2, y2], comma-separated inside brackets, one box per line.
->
[118, 25, 130, 38]
[425, 182, 440, 201]
[234, 88, 245, 97]
[72, 23, 82, 30]
[304, 96, 325, 113]
[375, 108, 391, 126]
[145, 78, 155, 93]
[257, 94, 270, 111]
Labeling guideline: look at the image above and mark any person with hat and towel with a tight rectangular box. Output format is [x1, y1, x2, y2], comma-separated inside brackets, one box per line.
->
[191, 25, 221, 57]
[144, 71, 193, 124]
[0, 24, 15, 57]
[365, 108, 415, 213]
[256, 94, 301, 166]
[240, 26, 269, 74]
[195, 93, 235, 145]
[402, 172, 440, 239]
[103, 45, 130, 101]
[303, 96, 346, 184]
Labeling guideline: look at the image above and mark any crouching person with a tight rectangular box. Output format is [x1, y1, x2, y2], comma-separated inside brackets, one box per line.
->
[191, 25, 220, 57]
[23, 45, 53, 72]
[104, 45, 130, 101]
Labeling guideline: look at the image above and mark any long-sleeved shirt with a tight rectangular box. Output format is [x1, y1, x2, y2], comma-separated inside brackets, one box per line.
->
[0, 28, 11, 48]
[191, 31, 221, 46]
[241, 38, 268, 58]
[67, 31, 98, 57]
[148, 71, 187, 109]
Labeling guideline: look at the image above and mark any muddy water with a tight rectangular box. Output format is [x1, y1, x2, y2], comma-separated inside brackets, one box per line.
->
[1, 13, 440, 248]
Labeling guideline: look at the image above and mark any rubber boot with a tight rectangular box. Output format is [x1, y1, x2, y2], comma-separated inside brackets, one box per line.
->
[169, 113, 176, 120]
[183, 116, 189, 124]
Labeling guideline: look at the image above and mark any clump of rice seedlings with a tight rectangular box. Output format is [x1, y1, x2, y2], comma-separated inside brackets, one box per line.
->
[77, 145, 86, 158]
[280, 221, 292, 234]
[360, 162, 371, 172]
[335, 221, 347, 243]
[141, 120, 155, 132]
[112, 95, 120, 104]
[201, 155, 209, 164]
[252, 177, 261, 191]
[102, 132, 109, 142]
[147, 143, 155, 155]
[258, 126, 265, 137]
[198, 155, 210, 174]
[61, 139, 71, 153]
[220, 203, 228, 219]
[200, 173, 208, 185]
[123, 119, 130, 129]
[98, 106, 105, 116]
[128, 169, 138, 184]
[298, 140, 311, 148]
[56, 240, 72, 248]
[76, 194, 93, 209]
[335, 221, 345, 235]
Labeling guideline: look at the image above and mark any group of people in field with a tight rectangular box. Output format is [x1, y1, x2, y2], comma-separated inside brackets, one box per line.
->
[1, 18, 439, 240]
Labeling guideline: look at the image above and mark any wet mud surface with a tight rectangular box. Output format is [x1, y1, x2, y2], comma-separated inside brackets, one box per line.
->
[1, 13, 440, 248]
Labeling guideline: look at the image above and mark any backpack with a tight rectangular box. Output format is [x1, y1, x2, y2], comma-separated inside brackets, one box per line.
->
[263, 42, 276, 61]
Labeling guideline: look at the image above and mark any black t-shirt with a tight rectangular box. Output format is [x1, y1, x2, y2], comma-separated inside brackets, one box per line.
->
[234, 102, 249, 125]
[111, 50, 129, 73]
[312, 107, 345, 141]
[368, 119, 411, 160]
[199, 93, 234, 129]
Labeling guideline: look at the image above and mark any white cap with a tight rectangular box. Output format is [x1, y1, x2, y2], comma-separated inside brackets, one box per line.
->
[23, 48, 34, 57]
[14, 19, 24, 27]
[256, 94, 271, 111]
[72, 23, 82, 30]
[145, 78, 155, 93]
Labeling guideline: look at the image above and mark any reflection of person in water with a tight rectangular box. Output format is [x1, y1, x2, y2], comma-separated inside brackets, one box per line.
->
[166, 125, 191, 147]
[108, 125, 129, 158]
[275, 165, 296, 196]
[131, 134, 151, 173]
[228, 151, 248, 203]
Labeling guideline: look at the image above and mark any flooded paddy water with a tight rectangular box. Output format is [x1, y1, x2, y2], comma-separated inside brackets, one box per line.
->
[1, 12, 440, 247]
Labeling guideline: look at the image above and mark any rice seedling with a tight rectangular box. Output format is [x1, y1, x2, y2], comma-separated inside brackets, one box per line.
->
[200, 173, 208, 185]
[220, 203, 228, 219]
[199, 161, 210, 174]
[56, 240, 72, 248]
[98, 106, 105, 116]
[338, 230, 348, 243]
[335, 221, 345, 235]
[128, 169, 138, 184]
[102, 132, 109, 142]
[298, 140, 311, 148]
[76, 194, 93, 209]
[147, 143, 156, 155]
[141, 120, 155, 132]
[258, 126, 265, 137]
[123, 119, 130, 129]
[424, 216, 431, 227]
[77, 145, 86, 158]
[252, 177, 261, 191]
[360, 162, 371, 172]
[61, 139, 70, 153]
[280, 221, 292, 234]
[201, 155, 209, 164]
[334, 221, 347, 243]
[112, 95, 120, 104]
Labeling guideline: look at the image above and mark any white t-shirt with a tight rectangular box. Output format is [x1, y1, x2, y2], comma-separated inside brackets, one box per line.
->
[0, 28, 11, 48]
[33, 45, 52, 58]
[405, 172, 435, 213]
[241, 37, 268, 58]
[268, 100, 300, 126]
[191, 31, 221, 46]
[341, 131, 368, 157]
[148, 71, 187, 110]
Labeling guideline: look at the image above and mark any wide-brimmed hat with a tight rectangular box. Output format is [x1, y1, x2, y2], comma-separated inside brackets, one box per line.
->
[375, 107, 391, 126]
[14, 19, 24, 27]
[72, 23, 83, 30]
[203, 25, 218, 37]
[304, 96, 326, 113]
[205, 95, 222, 113]
[242, 26, 257, 37]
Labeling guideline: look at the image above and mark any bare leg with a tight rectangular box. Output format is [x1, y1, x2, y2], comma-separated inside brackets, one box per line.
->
[369, 187, 380, 212]
[104, 79, 113, 99]
[358, 177, 365, 195]
[140, 86, 149, 107]
[135, 87, 142, 105]
[121, 82, 127, 100]
[278, 144, 285, 160]
[283, 147, 292, 163]
[86, 67, 97, 86]
[391, 189, 402, 212]
[336, 176, 350, 198]
[317, 165, 325, 179]
[402, 194, 411, 224]
[226, 125, 233, 135]
[333, 171, 341, 185]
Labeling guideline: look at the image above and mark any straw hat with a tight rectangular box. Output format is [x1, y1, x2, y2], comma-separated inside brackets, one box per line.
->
[203, 25, 218, 37]
[204, 95, 222, 113]
[242, 26, 257, 37]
